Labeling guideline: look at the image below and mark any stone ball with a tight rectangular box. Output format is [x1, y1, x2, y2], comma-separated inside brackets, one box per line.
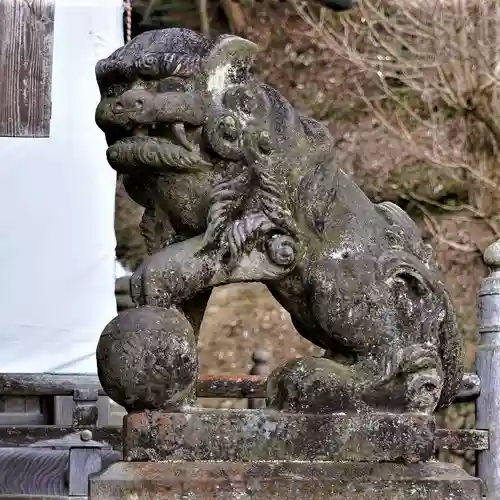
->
[96, 306, 198, 412]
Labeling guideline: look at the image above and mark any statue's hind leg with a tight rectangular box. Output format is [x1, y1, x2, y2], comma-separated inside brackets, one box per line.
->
[268, 251, 453, 415]
[266, 346, 444, 414]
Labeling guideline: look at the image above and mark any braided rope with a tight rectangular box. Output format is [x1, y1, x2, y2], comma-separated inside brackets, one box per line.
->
[124, 0, 132, 43]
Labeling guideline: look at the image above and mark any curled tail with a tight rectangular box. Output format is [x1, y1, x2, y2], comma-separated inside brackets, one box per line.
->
[437, 287, 464, 408]
[376, 201, 463, 408]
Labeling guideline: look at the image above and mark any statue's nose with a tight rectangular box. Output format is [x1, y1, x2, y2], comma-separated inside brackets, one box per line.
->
[112, 90, 147, 113]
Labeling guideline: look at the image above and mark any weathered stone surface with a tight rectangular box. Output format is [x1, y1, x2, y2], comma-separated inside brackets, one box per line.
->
[123, 410, 435, 463]
[94, 26, 463, 415]
[90, 461, 482, 500]
[267, 356, 442, 414]
[96, 306, 198, 412]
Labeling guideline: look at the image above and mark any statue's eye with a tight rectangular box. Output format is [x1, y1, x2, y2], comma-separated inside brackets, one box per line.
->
[223, 86, 258, 115]
[157, 77, 186, 93]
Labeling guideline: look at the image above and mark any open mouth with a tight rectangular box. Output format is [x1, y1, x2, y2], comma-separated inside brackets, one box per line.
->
[106, 122, 211, 173]
[129, 122, 195, 150]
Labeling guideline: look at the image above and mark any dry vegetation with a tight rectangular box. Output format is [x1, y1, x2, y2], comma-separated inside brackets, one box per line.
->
[298, 0, 500, 250]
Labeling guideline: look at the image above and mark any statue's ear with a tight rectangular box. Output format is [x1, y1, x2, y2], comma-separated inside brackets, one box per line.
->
[200, 35, 258, 94]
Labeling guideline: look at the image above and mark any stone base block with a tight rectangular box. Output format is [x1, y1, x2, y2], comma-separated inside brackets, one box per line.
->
[124, 409, 435, 463]
[90, 461, 482, 500]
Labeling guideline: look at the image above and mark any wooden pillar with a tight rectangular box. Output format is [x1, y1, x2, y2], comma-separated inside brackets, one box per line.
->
[0, 0, 55, 137]
[476, 239, 500, 495]
[248, 350, 271, 409]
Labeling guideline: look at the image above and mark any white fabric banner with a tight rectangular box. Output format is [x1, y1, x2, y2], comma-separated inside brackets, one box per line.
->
[0, 0, 124, 373]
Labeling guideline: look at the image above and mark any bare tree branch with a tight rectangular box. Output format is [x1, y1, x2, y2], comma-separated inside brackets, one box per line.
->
[295, 0, 500, 251]
[197, 0, 210, 36]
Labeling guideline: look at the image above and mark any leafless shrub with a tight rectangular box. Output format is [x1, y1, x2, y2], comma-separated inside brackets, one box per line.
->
[295, 0, 500, 251]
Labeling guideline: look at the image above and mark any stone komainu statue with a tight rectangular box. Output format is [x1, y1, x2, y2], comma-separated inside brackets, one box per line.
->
[94, 28, 463, 415]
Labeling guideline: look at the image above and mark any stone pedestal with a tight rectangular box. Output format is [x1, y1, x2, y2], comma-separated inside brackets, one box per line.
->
[89, 410, 483, 500]
[91, 461, 480, 500]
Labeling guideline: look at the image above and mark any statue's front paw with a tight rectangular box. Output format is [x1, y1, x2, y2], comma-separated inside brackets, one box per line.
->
[129, 257, 172, 308]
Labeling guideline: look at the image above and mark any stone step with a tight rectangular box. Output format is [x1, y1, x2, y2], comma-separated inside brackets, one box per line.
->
[90, 461, 482, 500]
[124, 409, 436, 463]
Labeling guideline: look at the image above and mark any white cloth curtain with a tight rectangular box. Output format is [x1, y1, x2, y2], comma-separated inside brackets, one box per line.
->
[0, 0, 124, 373]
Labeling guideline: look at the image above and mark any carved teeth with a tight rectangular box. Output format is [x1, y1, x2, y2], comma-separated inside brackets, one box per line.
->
[172, 122, 193, 151]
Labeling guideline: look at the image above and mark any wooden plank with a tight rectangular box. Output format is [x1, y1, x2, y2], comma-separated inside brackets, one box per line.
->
[0, 426, 123, 450]
[0, 447, 120, 496]
[436, 429, 489, 451]
[476, 246, 500, 494]
[0, 448, 67, 495]
[0, 373, 272, 399]
[0, 0, 55, 137]
[0, 372, 480, 402]
[197, 375, 267, 399]
[0, 396, 47, 425]
[248, 351, 271, 409]
[109, 402, 126, 427]
[0, 412, 45, 425]
[0, 373, 269, 398]
[2, 396, 40, 412]
[68, 448, 102, 496]
[54, 396, 111, 426]
[453, 372, 481, 403]
[0, 373, 105, 396]
[0, 496, 86, 500]
[54, 396, 83, 426]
